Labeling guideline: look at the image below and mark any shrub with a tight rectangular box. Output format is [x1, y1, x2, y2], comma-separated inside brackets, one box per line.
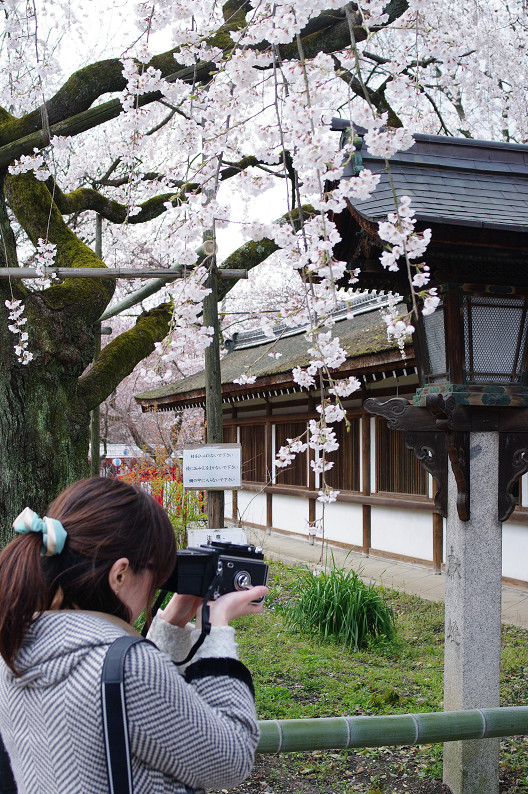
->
[283, 563, 396, 650]
[120, 455, 206, 548]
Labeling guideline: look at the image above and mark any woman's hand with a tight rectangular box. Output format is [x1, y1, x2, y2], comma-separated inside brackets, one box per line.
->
[199, 586, 268, 628]
[159, 593, 203, 628]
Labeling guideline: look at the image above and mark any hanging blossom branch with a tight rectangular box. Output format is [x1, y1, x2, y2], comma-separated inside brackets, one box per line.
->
[5, 298, 31, 365]
[341, 4, 438, 344]
[141, 265, 214, 385]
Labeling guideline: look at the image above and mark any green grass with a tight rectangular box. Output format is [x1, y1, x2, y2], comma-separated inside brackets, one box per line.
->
[231, 561, 528, 791]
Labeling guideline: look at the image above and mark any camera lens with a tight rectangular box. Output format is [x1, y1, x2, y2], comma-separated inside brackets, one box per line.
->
[234, 570, 252, 590]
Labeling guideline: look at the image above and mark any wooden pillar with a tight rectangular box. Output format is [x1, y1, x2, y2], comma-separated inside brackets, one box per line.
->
[308, 496, 316, 545]
[362, 414, 372, 556]
[433, 511, 443, 574]
[203, 258, 224, 529]
[230, 410, 238, 522]
[90, 214, 103, 478]
[266, 403, 273, 533]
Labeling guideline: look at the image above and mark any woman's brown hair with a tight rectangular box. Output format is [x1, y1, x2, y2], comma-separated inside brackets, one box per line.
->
[0, 477, 177, 673]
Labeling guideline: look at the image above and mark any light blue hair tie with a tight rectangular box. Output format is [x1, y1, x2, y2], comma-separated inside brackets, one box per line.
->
[13, 507, 68, 556]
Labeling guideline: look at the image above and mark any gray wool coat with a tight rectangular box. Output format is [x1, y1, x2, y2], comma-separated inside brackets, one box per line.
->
[0, 611, 259, 793]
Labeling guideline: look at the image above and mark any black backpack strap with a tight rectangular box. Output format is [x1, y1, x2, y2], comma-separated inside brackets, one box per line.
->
[0, 733, 16, 793]
[101, 634, 195, 794]
[101, 635, 150, 794]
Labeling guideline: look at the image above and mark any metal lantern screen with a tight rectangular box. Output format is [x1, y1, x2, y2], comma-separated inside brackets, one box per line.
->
[463, 295, 528, 384]
[420, 290, 528, 390]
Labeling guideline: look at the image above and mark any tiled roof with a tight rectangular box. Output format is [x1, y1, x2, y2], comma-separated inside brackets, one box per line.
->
[135, 299, 406, 406]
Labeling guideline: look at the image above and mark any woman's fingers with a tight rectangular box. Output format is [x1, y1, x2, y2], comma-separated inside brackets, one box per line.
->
[161, 593, 204, 627]
[207, 586, 268, 626]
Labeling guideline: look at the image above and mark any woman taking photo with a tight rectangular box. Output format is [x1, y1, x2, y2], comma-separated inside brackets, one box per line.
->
[0, 477, 267, 793]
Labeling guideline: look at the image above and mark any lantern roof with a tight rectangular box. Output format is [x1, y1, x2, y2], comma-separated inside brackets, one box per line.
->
[332, 128, 528, 292]
[342, 131, 528, 232]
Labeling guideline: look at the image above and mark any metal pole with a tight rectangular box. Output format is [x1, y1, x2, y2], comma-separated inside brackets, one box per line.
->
[90, 214, 103, 478]
[0, 267, 247, 279]
[256, 706, 528, 754]
[203, 240, 224, 529]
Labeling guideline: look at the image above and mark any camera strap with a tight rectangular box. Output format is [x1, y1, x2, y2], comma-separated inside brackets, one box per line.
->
[144, 567, 224, 667]
[171, 568, 223, 666]
[0, 734, 16, 793]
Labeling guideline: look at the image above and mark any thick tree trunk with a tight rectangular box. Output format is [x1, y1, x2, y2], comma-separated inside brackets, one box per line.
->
[0, 304, 92, 545]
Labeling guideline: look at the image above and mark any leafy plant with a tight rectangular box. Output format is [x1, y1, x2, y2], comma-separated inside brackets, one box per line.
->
[282, 562, 396, 650]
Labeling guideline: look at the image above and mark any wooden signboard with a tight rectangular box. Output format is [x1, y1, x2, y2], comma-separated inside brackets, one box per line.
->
[183, 443, 242, 490]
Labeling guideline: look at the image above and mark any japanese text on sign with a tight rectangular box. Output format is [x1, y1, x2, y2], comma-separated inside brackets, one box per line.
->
[183, 444, 242, 490]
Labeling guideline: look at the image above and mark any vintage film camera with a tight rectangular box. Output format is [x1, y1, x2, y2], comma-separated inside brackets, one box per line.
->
[162, 540, 269, 599]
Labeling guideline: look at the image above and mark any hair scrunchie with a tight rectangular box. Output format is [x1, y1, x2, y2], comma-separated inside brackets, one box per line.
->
[13, 507, 68, 556]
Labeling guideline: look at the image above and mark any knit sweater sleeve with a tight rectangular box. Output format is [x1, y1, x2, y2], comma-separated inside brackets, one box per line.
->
[123, 635, 259, 791]
[147, 613, 238, 672]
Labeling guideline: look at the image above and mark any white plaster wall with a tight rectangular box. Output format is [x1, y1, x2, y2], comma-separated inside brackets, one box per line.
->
[314, 500, 363, 547]
[272, 493, 310, 535]
[237, 490, 267, 527]
[522, 474, 528, 508]
[503, 523, 528, 581]
[371, 506, 433, 561]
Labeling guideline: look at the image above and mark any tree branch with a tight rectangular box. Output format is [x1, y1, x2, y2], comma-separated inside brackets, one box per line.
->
[78, 304, 172, 411]
[4, 173, 114, 322]
[217, 204, 314, 301]
[52, 155, 265, 223]
[0, 2, 409, 169]
[332, 56, 403, 127]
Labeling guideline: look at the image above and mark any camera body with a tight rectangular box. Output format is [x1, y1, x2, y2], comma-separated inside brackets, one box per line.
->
[163, 540, 269, 599]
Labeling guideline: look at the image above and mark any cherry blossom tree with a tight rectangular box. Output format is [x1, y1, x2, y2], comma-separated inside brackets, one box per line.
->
[0, 0, 525, 540]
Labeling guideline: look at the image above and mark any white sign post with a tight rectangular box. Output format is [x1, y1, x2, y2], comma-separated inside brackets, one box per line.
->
[183, 443, 242, 490]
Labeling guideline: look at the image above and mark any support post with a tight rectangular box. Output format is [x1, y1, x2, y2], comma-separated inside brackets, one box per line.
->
[203, 255, 224, 529]
[362, 415, 371, 556]
[90, 323, 102, 477]
[90, 214, 103, 478]
[443, 431, 502, 794]
[432, 512, 443, 574]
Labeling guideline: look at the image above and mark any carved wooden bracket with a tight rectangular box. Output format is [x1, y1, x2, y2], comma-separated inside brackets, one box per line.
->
[365, 394, 528, 524]
[426, 394, 470, 521]
[498, 433, 528, 522]
[404, 430, 448, 517]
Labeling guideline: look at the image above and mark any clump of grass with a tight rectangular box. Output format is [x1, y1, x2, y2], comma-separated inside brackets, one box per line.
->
[283, 564, 396, 650]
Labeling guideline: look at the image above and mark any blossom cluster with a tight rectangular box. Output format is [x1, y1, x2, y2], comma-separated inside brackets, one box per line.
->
[377, 196, 437, 349]
[9, 150, 51, 182]
[141, 267, 214, 385]
[5, 299, 32, 365]
[34, 239, 58, 288]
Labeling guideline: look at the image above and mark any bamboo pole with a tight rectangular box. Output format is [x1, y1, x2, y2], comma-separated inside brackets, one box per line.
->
[256, 707, 528, 754]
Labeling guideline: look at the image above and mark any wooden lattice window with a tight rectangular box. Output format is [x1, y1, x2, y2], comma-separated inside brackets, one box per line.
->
[325, 417, 360, 492]
[275, 421, 308, 487]
[240, 425, 266, 482]
[375, 418, 428, 496]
